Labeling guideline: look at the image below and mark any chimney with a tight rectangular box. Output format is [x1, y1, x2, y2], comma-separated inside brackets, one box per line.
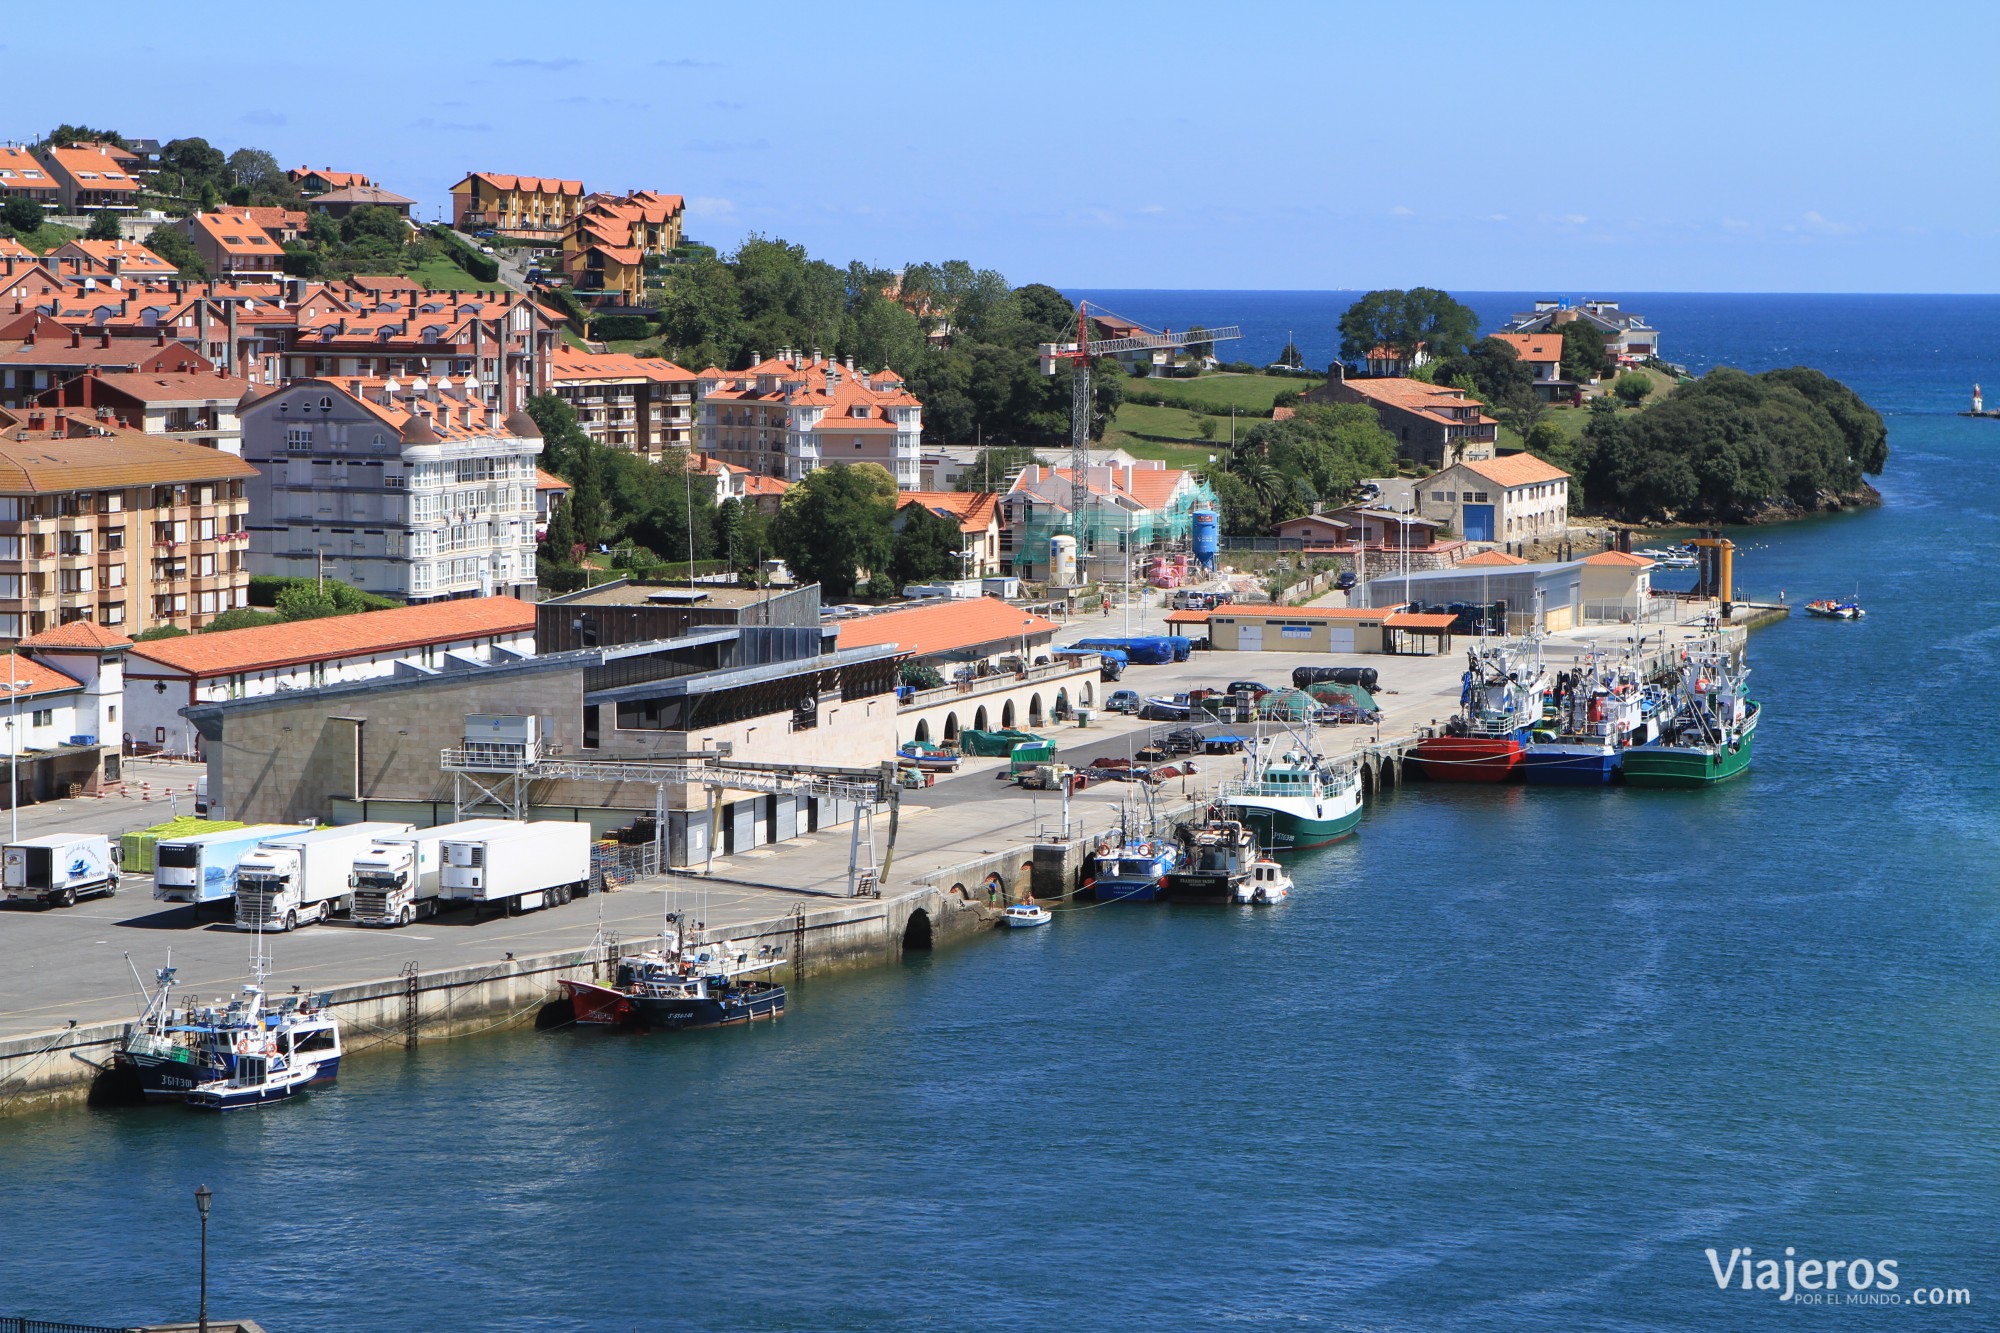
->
[99, 330, 112, 350]
[155, 328, 167, 346]
[845, 356, 855, 373]
[70, 330, 82, 348]
[26, 410, 45, 431]
[225, 302, 239, 375]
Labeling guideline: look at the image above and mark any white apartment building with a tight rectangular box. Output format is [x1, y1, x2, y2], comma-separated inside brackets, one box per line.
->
[240, 377, 542, 603]
[698, 349, 923, 486]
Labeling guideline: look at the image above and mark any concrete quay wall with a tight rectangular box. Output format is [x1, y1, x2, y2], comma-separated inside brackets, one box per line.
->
[0, 886, 986, 1120]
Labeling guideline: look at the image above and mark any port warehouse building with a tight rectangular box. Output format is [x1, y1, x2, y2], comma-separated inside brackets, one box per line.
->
[182, 612, 902, 866]
[833, 596, 1091, 745]
[124, 596, 539, 758]
[1350, 551, 1656, 634]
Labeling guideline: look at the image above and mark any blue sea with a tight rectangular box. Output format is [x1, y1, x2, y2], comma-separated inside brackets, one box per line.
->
[2, 294, 1996, 1331]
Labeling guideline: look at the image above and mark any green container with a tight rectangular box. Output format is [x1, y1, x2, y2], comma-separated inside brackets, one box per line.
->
[959, 729, 1044, 758]
[120, 817, 245, 873]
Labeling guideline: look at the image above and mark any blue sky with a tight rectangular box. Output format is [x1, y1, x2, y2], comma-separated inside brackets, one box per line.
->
[16, 0, 1994, 292]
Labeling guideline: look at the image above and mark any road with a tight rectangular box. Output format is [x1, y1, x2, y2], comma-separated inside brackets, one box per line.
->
[0, 596, 1737, 1039]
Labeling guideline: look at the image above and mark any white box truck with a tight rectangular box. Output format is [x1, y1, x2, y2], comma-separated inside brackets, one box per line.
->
[233, 823, 415, 932]
[437, 821, 591, 918]
[154, 824, 313, 912]
[349, 819, 518, 927]
[3, 833, 120, 909]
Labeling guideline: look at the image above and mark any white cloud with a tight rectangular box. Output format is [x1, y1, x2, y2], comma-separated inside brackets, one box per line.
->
[686, 196, 736, 220]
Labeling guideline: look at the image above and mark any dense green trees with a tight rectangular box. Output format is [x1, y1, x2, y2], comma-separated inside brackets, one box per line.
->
[1207, 403, 1399, 533]
[85, 210, 123, 241]
[1337, 288, 1480, 365]
[889, 502, 966, 586]
[140, 227, 206, 279]
[1576, 367, 1886, 521]
[1613, 371, 1654, 404]
[1, 198, 41, 236]
[1559, 320, 1611, 382]
[771, 464, 898, 598]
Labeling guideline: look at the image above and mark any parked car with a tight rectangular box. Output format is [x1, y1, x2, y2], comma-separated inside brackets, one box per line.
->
[1162, 727, 1206, 755]
[1105, 690, 1141, 714]
[1335, 570, 1357, 591]
[1137, 701, 1191, 721]
[1225, 681, 1271, 696]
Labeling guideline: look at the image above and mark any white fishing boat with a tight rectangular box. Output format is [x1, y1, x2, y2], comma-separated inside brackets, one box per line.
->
[1002, 903, 1052, 928]
[1233, 858, 1292, 904]
[184, 1038, 325, 1111]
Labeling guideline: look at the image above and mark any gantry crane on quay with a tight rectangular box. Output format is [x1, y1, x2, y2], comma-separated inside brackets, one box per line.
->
[1039, 303, 1242, 551]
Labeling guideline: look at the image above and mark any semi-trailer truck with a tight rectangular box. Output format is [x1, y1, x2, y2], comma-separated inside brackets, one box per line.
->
[233, 823, 415, 932]
[349, 819, 519, 927]
[436, 821, 592, 918]
[154, 823, 314, 913]
[3, 834, 120, 908]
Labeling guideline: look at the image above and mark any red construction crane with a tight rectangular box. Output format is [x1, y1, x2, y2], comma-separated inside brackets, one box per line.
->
[1039, 302, 1241, 550]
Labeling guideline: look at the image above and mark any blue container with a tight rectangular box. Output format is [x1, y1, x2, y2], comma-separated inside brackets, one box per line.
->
[1192, 508, 1219, 568]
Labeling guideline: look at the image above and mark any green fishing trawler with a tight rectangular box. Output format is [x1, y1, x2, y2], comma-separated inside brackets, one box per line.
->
[1620, 643, 1758, 788]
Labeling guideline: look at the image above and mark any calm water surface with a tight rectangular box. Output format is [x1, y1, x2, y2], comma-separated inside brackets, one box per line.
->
[1, 296, 1996, 1331]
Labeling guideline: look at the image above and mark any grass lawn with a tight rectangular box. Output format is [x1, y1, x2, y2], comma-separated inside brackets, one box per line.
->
[403, 256, 506, 292]
[1101, 401, 1228, 471]
[11, 222, 79, 254]
[1126, 371, 1322, 414]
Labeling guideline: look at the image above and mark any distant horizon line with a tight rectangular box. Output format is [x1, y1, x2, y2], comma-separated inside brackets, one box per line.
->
[1052, 287, 2000, 298]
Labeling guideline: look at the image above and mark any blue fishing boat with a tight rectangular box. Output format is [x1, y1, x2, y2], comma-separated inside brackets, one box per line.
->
[116, 959, 342, 1103]
[1522, 656, 1664, 786]
[1088, 838, 1181, 902]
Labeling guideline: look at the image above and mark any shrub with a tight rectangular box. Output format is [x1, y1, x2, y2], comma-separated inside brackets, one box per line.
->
[863, 572, 897, 599]
[1614, 371, 1654, 405]
[592, 314, 655, 342]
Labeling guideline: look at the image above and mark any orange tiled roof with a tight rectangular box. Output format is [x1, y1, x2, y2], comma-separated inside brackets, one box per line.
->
[250, 377, 530, 446]
[739, 474, 789, 497]
[549, 345, 693, 385]
[0, 652, 83, 699]
[1458, 550, 1527, 567]
[898, 490, 999, 532]
[1457, 452, 1570, 487]
[59, 371, 252, 404]
[1340, 377, 1499, 427]
[17, 620, 133, 650]
[1581, 550, 1653, 567]
[0, 238, 38, 259]
[289, 167, 373, 189]
[42, 146, 139, 191]
[0, 146, 55, 193]
[535, 467, 570, 493]
[57, 239, 177, 274]
[186, 212, 286, 256]
[1384, 612, 1460, 629]
[462, 172, 585, 196]
[836, 598, 1057, 658]
[126, 597, 536, 679]
[1490, 332, 1563, 364]
[1214, 606, 1392, 621]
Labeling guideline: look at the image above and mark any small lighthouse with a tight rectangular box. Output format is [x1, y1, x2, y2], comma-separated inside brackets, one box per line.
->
[1976, 383, 1985, 414]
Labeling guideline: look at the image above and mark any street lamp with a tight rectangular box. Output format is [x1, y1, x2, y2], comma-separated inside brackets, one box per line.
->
[194, 1184, 212, 1333]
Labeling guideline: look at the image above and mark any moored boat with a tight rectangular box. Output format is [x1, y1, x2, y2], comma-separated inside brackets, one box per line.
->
[1522, 656, 1662, 786]
[896, 740, 962, 772]
[1003, 903, 1052, 928]
[1233, 858, 1291, 905]
[1218, 740, 1364, 846]
[560, 939, 787, 1031]
[1621, 643, 1759, 787]
[1162, 815, 1258, 904]
[1417, 640, 1547, 783]
[1088, 838, 1181, 901]
[185, 1045, 324, 1111]
[116, 959, 342, 1103]
[1805, 598, 1864, 620]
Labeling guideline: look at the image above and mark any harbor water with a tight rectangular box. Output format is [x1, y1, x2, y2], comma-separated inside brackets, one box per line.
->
[2, 295, 1997, 1330]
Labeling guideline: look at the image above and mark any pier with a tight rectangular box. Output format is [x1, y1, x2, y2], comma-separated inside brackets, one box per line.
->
[0, 598, 1776, 1117]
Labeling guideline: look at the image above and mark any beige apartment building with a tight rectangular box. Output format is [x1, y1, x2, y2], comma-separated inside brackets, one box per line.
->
[0, 406, 257, 642]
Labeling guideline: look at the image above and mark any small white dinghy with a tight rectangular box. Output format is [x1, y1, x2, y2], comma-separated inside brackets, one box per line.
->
[1003, 903, 1053, 929]
[1233, 858, 1292, 905]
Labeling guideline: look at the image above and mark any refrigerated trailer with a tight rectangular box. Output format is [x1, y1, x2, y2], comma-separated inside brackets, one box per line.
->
[233, 823, 416, 932]
[436, 821, 592, 918]
[349, 819, 520, 927]
[154, 823, 314, 912]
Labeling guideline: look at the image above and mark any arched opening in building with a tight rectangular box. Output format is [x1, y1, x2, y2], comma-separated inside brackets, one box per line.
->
[948, 882, 968, 900]
[1019, 862, 1035, 897]
[1002, 700, 1016, 729]
[981, 872, 1005, 904]
[974, 706, 989, 731]
[1053, 688, 1069, 722]
[1079, 682, 1093, 706]
[913, 719, 931, 744]
[942, 712, 959, 741]
[1383, 757, 1400, 791]
[1361, 762, 1376, 800]
[902, 908, 934, 952]
[1028, 694, 1044, 728]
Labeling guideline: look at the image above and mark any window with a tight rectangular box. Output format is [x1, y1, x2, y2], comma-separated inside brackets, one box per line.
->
[287, 426, 314, 453]
[31, 710, 51, 727]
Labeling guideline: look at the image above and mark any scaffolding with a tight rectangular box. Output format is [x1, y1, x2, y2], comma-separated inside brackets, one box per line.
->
[1009, 477, 1219, 580]
[438, 749, 895, 897]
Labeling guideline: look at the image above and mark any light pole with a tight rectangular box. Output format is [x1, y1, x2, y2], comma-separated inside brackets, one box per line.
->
[194, 1184, 212, 1333]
